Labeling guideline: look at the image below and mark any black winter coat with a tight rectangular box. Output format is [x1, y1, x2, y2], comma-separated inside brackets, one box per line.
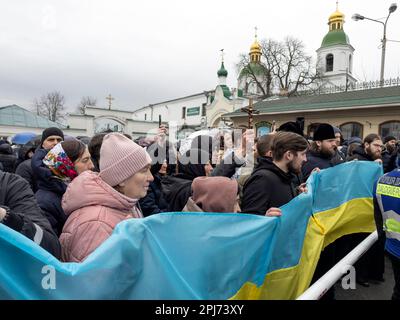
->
[381, 149, 397, 173]
[31, 148, 68, 236]
[161, 174, 193, 212]
[139, 174, 169, 217]
[0, 144, 17, 173]
[241, 157, 297, 215]
[0, 172, 61, 258]
[15, 159, 38, 193]
[161, 154, 208, 212]
[346, 145, 374, 161]
[302, 149, 344, 182]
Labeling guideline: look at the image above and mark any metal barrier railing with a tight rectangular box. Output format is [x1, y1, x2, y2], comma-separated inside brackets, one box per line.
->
[296, 231, 378, 300]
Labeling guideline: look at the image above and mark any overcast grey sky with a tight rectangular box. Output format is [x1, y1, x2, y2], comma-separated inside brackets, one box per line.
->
[0, 0, 399, 113]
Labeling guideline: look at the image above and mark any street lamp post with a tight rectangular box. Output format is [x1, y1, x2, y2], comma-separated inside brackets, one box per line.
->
[352, 3, 398, 86]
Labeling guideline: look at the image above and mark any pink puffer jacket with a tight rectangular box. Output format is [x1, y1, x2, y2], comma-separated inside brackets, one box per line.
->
[60, 170, 142, 262]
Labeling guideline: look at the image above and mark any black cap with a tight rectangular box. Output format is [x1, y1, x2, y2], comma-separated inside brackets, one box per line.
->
[384, 135, 397, 144]
[277, 121, 304, 136]
[41, 127, 64, 146]
[313, 123, 335, 141]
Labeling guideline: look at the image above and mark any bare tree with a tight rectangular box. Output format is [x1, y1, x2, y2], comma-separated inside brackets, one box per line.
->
[33, 98, 42, 116]
[272, 37, 319, 96]
[237, 36, 320, 98]
[33, 91, 66, 122]
[76, 96, 97, 114]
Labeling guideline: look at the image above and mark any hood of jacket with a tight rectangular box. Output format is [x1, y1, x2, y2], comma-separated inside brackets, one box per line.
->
[0, 143, 13, 155]
[191, 176, 238, 213]
[18, 138, 40, 160]
[62, 170, 139, 216]
[253, 156, 294, 183]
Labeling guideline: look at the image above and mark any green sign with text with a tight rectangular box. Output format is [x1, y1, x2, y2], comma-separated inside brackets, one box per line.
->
[187, 107, 200, 116]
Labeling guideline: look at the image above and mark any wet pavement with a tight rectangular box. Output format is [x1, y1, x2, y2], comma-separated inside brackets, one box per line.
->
[335, 255, 394, 300]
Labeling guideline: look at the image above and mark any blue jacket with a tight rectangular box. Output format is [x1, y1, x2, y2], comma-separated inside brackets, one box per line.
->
[373, 168, 400, 259]
[139, 174, 168, 217]
[31, 148, 67, 236]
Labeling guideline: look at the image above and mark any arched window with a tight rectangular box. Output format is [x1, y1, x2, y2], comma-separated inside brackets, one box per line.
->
[339, 122, 363, 140]
[379, 121, 400, 140]
[255, 121, 272, 137]
[326, 54, 334, 72]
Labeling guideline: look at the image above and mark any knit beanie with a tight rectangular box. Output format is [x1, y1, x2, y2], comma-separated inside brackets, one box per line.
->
[192, 176, 238, 213]
[99, 133, 151, 187]
[313, 123, 336, 141]
[41, 127, 64, 145]
[384, 135, 397, 144]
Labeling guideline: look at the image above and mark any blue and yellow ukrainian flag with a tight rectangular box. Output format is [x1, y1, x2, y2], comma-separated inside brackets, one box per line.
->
[0, 161, 382, 299]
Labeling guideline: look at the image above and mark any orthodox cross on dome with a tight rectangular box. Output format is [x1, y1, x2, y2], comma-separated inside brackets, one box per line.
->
[106, 94, 114, 110]
[336, 0, 339, 11]
[254, 26, 258, 40]
[220, 48, 224, 62]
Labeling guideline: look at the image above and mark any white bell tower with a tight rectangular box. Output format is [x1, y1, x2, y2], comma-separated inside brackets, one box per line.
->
[316, 2, 357, 88]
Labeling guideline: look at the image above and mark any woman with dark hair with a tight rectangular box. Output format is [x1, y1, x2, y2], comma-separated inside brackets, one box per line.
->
[32, 140, 94, 235]
[88, 133, 107, 172]
[161, 137, 214, 212]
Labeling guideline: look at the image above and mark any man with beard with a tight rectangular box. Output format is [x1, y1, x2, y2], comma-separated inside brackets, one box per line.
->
[241, 131, 308, 216]
[300, 123, 344, 299]
[347, 133, 385, 287]
[347, 133, 383, 163]
[302, 123, 344, 182]
[381, 135, 398, 173]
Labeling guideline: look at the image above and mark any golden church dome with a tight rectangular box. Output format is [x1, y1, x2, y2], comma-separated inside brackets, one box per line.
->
[329, 10, 344, 22]
[250, 40, 261, 54]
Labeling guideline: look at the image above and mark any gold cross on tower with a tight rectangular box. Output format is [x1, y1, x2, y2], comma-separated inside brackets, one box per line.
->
[106, 94, 114, 110]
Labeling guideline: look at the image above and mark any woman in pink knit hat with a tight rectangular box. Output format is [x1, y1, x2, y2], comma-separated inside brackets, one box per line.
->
[60, 133, 153, 262]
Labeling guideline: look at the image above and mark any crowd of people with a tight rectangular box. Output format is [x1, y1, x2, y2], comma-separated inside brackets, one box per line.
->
[0, 121, 399, 300]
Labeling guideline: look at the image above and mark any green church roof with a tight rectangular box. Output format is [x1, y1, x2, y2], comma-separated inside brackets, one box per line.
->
[217, 62, 228, 77]
[239, 62, 267, 78]
[321, 30, 350, 48]
[223, 86, 400, 117]
[219, 85, 231, 99]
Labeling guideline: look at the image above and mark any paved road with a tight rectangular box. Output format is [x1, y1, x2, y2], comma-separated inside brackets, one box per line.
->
[335, 255, 394, 300]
